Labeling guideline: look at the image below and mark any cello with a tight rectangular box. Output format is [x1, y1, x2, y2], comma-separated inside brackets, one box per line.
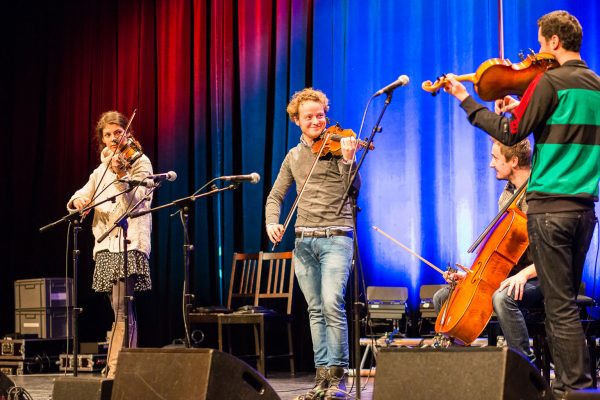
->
[373, 183, 529, 345]
[435, 183, 528, 345]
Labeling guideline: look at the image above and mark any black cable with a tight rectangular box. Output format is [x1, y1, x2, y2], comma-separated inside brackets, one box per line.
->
[8, 385, 34, 400]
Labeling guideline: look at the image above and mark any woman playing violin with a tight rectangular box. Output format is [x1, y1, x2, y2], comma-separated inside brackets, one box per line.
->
[441, 11, 600, 398]
[67, 111, 153, 379]
[265, 88, 359, 400]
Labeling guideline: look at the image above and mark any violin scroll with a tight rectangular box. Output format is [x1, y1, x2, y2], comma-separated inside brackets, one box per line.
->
[422, 52, 558, 101]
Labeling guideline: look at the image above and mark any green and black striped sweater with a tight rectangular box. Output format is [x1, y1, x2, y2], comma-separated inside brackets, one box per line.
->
[460, 59, 600, 214]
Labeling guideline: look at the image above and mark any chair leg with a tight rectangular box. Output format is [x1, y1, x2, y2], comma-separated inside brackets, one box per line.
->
[226, 325, 233, 353]
[217, 319, 224, 352]
[252, 321, 265, 376]
[259, 320, 265, 376]
[286, 322, 295, 375]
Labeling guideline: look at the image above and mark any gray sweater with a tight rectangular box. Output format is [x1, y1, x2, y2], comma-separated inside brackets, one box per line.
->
[265, 141, 360, 229]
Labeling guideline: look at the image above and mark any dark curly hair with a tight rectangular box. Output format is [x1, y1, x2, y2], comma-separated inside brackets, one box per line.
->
[538, 10, 583, 52]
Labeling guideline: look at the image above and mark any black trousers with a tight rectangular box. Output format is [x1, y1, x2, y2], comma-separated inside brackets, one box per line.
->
[527, 209, 597, 396]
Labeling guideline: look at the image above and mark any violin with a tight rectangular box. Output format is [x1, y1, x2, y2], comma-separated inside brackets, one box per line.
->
[422, 52, 558, 101]
[116, 134, 144, 167]
[311, 124, 375, 157]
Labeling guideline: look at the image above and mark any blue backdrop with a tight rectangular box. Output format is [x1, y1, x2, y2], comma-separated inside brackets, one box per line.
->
[267, 0, 600, 310]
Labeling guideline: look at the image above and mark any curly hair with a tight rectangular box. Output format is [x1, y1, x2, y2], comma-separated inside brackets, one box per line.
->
[538, 10, 583, 52]
[495, 138, 532, 168]
[94, 111, 129, 153]
[286, 88, 330, 121]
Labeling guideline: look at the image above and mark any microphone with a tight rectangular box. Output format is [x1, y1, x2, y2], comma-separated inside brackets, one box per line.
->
[119, 171, 177, 188]
[219, 172, 261, 184]
[374, 75, 410, 97]
[147, 171, 178, 182]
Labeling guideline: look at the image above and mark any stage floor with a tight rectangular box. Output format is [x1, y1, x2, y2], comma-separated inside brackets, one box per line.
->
[8, 372, 375, 400]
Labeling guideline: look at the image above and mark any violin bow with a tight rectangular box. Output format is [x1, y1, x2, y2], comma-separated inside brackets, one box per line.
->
[272, 127, 333, 250]
[372, 225, 446, 276]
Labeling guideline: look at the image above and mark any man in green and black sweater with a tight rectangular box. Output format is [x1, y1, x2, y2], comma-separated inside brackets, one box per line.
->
[442, 10, 599, 398]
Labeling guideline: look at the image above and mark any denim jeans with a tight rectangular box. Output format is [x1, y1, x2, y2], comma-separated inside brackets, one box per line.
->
[432, 279, 543, 360]
[492, 278, 543, 360]
[294, 235, 353, 368]
[527, 209, 597, 396]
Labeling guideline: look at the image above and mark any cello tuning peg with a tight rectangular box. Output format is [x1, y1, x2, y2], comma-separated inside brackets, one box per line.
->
[528, 48, 536, 56]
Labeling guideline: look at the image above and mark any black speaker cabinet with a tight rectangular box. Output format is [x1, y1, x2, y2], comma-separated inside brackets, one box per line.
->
[111, 348, 281, 400]
[1, 371, 15, 398]
[52, 376, 113, 400]
[373, 347, 552, 400]
[566, 389, 600, 399]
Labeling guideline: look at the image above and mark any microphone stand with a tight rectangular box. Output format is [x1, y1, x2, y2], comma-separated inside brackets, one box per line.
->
[96, 184, 157, 351]
[39, 183, 141, 376]
[39, 212, 82, 375]
[130, 182, 240, 347]
[336, 90, 395, 399]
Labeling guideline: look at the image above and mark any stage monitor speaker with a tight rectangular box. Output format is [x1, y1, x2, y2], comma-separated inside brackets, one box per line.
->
[566, 389, 600, 399]
[111, 347, 281, 400]
[1, 371, 15, 398]
[373, 347, 552, 400]
[52, 376, 113, 400]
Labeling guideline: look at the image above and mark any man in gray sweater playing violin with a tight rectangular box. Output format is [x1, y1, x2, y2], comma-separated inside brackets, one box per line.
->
[265, 88, 360, 400]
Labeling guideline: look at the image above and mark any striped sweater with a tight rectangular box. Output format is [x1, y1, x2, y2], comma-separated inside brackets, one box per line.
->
[460, 59, 600, 214]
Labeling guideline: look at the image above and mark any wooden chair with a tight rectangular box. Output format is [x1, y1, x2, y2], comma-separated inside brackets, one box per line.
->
[258, 251, 295, 375]
[189, 253, 264, 373]
[189, 251, 295, 376]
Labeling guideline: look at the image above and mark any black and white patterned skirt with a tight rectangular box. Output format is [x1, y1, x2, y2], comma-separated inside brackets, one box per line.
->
[93, 250, 152, 292]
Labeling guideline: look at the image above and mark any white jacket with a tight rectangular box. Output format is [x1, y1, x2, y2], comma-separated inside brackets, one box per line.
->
[67, 151, 153, 259]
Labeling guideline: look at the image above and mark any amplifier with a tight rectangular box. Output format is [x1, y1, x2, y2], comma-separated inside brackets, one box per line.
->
[0, 338, 72, 360]
[368, 300, 406, 320]
[420, 299, 437, 319]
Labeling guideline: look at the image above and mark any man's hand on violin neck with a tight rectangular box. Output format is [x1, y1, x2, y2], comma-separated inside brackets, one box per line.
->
[340, 136, 358, 161]
[443, 74, 470, 101]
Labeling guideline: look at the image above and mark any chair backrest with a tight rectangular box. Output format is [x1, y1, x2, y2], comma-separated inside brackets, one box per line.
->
[227, 252, 261, 309]
[419, 284, 445, 301]
[366, 286, 408, 302]
[256, 251, 295, 315]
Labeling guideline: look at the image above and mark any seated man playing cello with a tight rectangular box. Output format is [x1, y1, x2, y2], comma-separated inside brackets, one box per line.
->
[433, 138, 543, 361]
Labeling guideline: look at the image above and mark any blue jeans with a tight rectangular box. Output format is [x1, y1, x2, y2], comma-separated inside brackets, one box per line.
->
[294, 235, 353, 368]
[492, 278, 543, 360]
[527, 209, 597, 396]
